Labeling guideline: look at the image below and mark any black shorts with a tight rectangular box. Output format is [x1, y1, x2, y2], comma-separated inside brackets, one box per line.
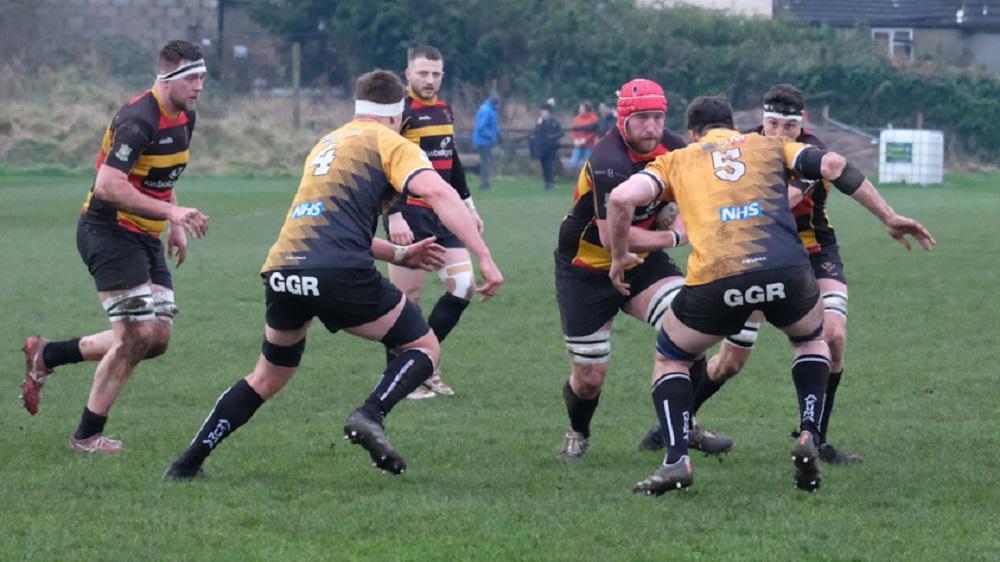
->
[672, 265, 820, 336]
[809, 246, 847, 284]
[77, 218, 172, 292]
[555, 250, 684, 337]
[383, 204, 462, 249]
[263, 267, 430, 347]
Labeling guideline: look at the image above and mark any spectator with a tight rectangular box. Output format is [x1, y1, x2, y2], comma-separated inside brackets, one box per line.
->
[530, 102, 564, 191]
[569, 101, 599, 173]
[473, 92, 501, 190]
[596, 102, 616, 139]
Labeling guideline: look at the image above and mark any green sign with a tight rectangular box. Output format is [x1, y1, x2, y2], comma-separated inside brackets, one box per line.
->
[885, 142, 913, 163]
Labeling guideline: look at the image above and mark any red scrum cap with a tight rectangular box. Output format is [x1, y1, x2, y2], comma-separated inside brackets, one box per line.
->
[616, 79, 667, 136]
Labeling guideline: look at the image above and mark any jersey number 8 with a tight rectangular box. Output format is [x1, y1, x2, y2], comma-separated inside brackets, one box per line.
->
[712, 149, 746, 182]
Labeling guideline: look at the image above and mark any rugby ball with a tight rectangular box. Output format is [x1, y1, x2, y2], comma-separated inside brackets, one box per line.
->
[655, 202, 679, 231]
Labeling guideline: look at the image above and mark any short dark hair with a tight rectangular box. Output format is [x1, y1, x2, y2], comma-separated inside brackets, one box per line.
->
[355, 69, 405, 103]
[408, 45, 442, 63]
[763, 84, 805, 113]
[158, 40, 202, 72]
[580, 101, 593, 112]
[686, 96, 735, 135]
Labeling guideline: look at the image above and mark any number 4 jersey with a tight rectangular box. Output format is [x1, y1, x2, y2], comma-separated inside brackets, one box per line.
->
[261, 120, 434, 273]
[640, 128, 814, 286]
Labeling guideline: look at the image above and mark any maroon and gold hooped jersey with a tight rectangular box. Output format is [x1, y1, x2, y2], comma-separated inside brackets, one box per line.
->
[556, 128, 687, 271]
[82, 89, 195, 237]
[397, 90, 469, 209]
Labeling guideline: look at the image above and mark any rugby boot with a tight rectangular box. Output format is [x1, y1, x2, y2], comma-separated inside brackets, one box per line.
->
[819, 443, 864, 465]
[343, 409, 407, 475]
[689, 419, 734, 456]
[638, 423, 665, 451]
[558, 429, 589, 460]
[791, 430, 822, 492]
[67, 433, 123, 454]
[405, 384, 437, 400]
[20, 336, 53, 416]
[162, 463, 209, 481]
[632, 455, 693, 496]
[425, 369, 455, 396]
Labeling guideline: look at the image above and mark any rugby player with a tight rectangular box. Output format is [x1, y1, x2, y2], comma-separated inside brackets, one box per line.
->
[20, 40, 209, 453]
[163, 69, 502, 480]
[554, 79, 732, 460]
[607, 96, 934, 495]
[637, 85, 864, 464]
[383, 45, 482, 399]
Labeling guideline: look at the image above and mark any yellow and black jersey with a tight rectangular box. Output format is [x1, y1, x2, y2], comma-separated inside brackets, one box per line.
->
[556, 128, 687, 271]
[745, 126, 836, 254]
[81, 88, 195, 237]
[394, 89, 468, 210]
[261, 120, 434, 273]
[642, 129, 812, 286]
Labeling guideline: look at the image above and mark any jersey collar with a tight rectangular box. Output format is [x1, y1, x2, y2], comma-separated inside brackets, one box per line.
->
[150, 87, 182, 120]
[407, 87, 442, 108]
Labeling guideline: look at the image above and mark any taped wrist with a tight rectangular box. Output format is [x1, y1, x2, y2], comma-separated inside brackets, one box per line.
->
[833, 162, 865, 195]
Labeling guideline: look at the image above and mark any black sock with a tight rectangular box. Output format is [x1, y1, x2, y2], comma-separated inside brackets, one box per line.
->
[819, 370, 842, 444]
[74, 407, 107, 440]
[363, 349, 434, 419]
[427, 293, 470, 343]
[173, 379, 265, 469]
[690, 357, 724, 415]
[43, 338, 84, 368]
[651, 373, 693, 464]
[562, 380, 600, 437]
[791, 355, 830, 437]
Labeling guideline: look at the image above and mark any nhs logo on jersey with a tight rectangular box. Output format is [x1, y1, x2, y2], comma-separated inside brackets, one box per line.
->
[291, 200, 324, 218]
[719, 202, 762, 222]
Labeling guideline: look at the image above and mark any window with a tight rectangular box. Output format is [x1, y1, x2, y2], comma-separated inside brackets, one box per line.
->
[872, 28, 914, 62]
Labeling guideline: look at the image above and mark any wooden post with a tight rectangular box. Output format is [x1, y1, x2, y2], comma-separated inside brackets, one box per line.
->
[915, 111, 924, 129]
[292, 41, 301, 130]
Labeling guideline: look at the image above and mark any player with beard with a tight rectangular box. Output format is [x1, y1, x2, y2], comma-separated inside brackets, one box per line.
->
[383, 45, 482, 399]
[20, 40, 209, 453]
[554, 79, 733, 460]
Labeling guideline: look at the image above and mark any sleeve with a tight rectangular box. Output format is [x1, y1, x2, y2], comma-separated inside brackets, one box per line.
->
[380, 130, 435, 193]
[642, 152, 676, 202]
[589, 161, 613, 220]
[103, 116, 155, 174]
[784, 140, 826, 180]
[451, 150, 470, 199]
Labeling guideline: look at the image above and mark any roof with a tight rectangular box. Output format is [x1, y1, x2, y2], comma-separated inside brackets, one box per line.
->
[778, 0, 1000, 29]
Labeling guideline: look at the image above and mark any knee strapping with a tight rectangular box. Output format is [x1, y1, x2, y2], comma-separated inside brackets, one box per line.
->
[655, 329, 697, 362]
[437, 261, 474, 298]
[262, 337, 306, 367]
[565, 329, 611, 364]
[823, 291, 848, 318]
[725, 321, 761, 349]
[645, 279, 683, 329]
[103, 287, 155, 322]
[153, 289, 178, 324]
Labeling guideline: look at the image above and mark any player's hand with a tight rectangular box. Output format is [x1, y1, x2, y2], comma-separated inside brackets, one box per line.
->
[474, 256, 504, 302]
[471, 209, 485, 234]
[401, 237, 446, 271]
[609, 252, 643, 296]
[387, 212, 414, 245]
[167, 224, 188, 267]
[168, 206, 209, 239]
[886, 214, 936, 251]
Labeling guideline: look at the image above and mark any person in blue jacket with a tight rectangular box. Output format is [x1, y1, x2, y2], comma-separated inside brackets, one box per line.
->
[473, 92, 500, 190]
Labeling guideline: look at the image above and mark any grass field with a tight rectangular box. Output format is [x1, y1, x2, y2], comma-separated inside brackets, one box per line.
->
[1, 171, 998, 561]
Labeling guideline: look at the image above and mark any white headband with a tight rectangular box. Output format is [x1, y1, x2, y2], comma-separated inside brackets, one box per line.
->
[157, 59, 207, 81]
[763, 111, 803, 122]
[355, 99, 405, 117]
